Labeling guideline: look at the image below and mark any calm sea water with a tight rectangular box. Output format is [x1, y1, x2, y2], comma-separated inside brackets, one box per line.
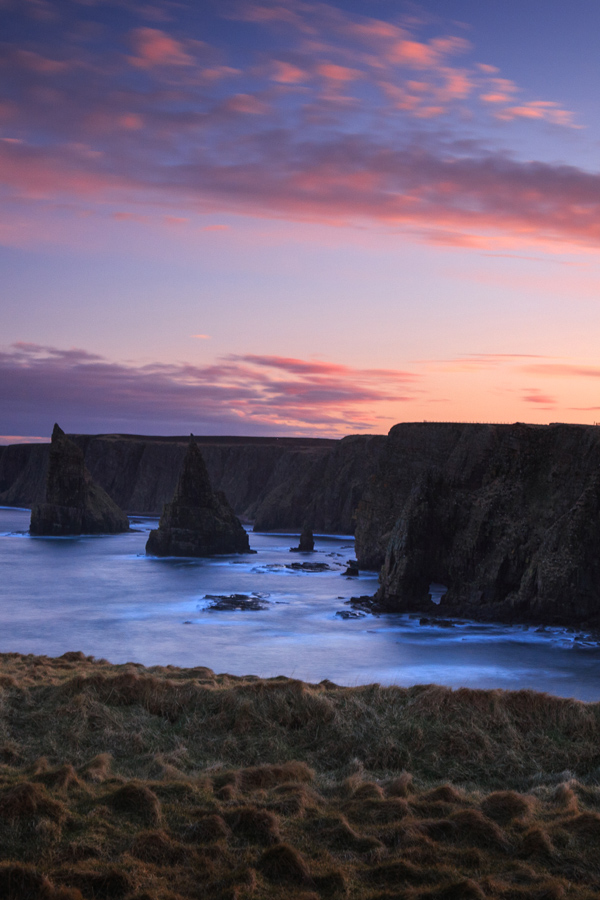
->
[1, 507, 599, 700]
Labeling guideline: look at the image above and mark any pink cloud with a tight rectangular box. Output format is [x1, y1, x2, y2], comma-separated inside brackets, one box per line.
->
[271, 60, 306, 83]
[522, 388, 557, 407]
[0, 0, 586, 252]
[128, 27, 193, 68]
[317, 62, 361, 82]
[224, 93, 269, 114]
[523, 364, 600, 379]
[389, 39, 440, 68]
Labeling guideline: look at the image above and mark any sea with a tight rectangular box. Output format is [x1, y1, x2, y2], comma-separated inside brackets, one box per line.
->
[1, 506, 599, 700]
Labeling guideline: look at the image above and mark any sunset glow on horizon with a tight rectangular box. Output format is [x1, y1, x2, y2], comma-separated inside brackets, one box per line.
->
[3, 0, 600, 440]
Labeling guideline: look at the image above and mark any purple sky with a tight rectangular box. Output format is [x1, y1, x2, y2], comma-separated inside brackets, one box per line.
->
[3, 0, 600, 440]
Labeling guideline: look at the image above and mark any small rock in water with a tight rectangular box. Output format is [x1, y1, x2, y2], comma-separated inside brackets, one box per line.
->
[290, 526, 315, 552]
[204, 593, 269, 611]
[419, 617, 455, 628]
[336, 609, 366, 619]
[285, 562, 330, 572]
[343, 565, 359, 576]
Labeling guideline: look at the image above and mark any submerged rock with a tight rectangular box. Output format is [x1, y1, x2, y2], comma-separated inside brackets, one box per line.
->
[290, 526, 315, 552]
[204, 593, 269, 611]
[30, 424, 129, 536]
[146, 436, 252, 557]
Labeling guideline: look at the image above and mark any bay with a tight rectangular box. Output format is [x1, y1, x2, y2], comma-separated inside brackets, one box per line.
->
[1, 507, 599, 699]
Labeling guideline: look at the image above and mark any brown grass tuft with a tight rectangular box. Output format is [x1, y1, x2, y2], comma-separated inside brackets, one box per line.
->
[426, 878, 486, 900]
[311, 814, 384, 854]
[0, 863, 80, 900]
[386, 772, 414, 797]
[187, 814, 230, 843]
[519, 827, 555, 859]
[79, 753, 112, 783]
[352, 781, 385, 800]
[225, 807, 281, 844]
[480, 791, 533, 823]
[258, 843, 311, 884]
[563, 811, 600, 839]
[108, 782, 161, 825]
[417, 818, 457, 841]
[237, 761, 313, 791]
[345, 797, 411, 824]
[0, 782, 65, 822]
[450, 809, 511, 851]
[548, 784, 578, 812]
[312, 867, 347, 896]
[131, 830, 189, 865]
[268, 783, 320, 816]
[424, 785, 465, 805]
[366, 858, 443, 886]
[38, 765, 81, 793]
[65, 867, 133, 899]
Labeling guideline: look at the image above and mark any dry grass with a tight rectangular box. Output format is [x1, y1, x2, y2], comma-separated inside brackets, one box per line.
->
[1, 652, 600, 899]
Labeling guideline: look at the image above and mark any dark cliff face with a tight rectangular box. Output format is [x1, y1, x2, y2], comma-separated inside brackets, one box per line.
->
[146, 437, 251, 556]
[252, 434, 386, 533]
[0, 433, 383, 534]
[356, 422, 600, 625]
[29, 425, 130, 536]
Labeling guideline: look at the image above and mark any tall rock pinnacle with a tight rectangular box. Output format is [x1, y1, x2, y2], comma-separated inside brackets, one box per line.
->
[30, 424, 130, 535]
[146, 435, 252, 556]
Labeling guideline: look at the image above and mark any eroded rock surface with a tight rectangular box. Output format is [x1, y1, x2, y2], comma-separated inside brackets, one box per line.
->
[146, 437, 251, 557]
[29, 424, 129, 536]
[356, 422, 600, 624]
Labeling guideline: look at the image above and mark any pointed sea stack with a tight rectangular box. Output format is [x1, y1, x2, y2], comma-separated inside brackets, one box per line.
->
[30, 424, 130, 535]
[146, 436, 252, 556]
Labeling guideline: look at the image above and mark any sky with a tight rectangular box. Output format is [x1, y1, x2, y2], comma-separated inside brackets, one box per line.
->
[2, 0, 600, 440]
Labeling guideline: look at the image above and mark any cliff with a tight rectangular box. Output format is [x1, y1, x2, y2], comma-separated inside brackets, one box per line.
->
[146, 437, 251, 556]
[29, 424, 129, 536]
[355, 422, 600, 625]
[0, 433, 384, 533]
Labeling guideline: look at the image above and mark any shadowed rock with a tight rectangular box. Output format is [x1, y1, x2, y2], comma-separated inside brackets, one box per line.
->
[146, 436, 252, 556]
[355, 422, 600, 625]
[30, 424, 129, 536]
[290, 526, 314, 552]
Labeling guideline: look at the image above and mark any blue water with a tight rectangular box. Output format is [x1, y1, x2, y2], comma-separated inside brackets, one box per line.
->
[1, 507, 599, 700]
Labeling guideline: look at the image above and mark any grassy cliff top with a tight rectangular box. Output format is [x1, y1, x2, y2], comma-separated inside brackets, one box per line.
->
[1, 652, 600, 899]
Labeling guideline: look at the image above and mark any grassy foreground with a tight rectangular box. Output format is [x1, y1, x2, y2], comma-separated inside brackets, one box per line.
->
[1, 653, 600, 899]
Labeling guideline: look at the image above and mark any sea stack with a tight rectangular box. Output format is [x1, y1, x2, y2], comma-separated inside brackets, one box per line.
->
[30, 424, 130, 536]
[291, 525, 315, 552]
[146, 435, 252, 557]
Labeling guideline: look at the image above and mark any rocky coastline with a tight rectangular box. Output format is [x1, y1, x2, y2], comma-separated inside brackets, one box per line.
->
[355, 422, 600, 627]
[6, 422, 600, 625]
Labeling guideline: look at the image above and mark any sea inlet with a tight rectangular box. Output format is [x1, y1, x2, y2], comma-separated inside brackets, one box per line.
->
[1, 506, 599, 700]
